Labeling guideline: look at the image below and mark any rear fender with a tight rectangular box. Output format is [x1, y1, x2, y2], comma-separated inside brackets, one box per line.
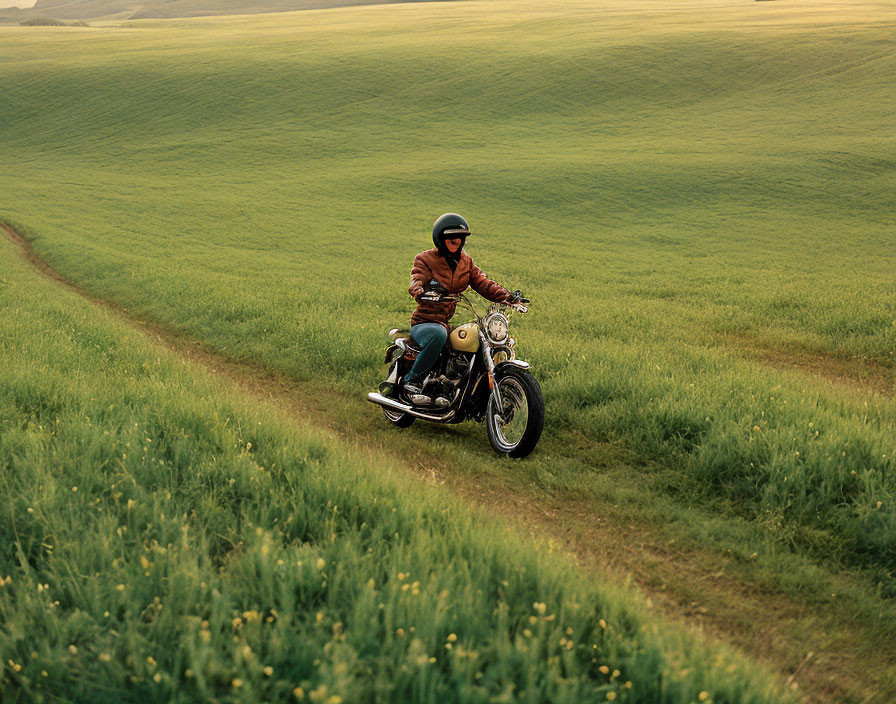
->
[384, 344, 400, 364]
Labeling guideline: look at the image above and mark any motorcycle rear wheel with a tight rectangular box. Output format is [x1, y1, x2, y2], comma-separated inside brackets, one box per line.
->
[486, 368, 544, 458]
[382, 406, 415, 428]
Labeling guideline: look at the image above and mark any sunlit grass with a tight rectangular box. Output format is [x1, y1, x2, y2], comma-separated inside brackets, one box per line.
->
[2, 0, 892, 575]
[0, 237, 786, 701]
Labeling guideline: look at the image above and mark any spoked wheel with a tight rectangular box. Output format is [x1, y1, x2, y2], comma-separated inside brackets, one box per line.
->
[486, 368, 544, 458]
[382, 406, 415, 428]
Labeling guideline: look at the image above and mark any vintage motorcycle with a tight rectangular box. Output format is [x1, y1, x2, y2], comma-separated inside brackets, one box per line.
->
[366, 291, 544, 458]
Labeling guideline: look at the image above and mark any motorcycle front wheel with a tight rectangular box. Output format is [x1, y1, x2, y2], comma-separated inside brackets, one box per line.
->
[486, 367, 544, 458]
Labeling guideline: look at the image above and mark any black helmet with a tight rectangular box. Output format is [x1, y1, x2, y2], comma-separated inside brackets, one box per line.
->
[432, 213, 471, 252]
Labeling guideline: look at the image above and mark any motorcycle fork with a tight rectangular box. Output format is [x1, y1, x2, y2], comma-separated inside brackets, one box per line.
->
[479, 331, 505, 420]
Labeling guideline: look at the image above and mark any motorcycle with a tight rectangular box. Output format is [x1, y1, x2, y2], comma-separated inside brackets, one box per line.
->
[366, 290, 544, 458]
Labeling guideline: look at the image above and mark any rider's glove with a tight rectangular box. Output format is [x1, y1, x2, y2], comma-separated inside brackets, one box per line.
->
[508, 290, 531, 304]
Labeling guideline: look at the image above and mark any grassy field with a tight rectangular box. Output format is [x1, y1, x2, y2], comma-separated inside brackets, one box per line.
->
[0, 0, 895, 699]
[0, 226, 789, 702]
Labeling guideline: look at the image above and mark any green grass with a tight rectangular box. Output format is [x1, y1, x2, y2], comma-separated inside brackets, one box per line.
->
[2, 0, 893, 576]
[0, 0, 895, 696]
[0, 233, 786, 702]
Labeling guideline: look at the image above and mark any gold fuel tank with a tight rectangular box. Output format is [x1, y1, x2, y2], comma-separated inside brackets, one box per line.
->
[449, 323, 480, 353]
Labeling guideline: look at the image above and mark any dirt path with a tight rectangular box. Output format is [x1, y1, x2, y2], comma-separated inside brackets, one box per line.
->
[4, 222, 893, 704]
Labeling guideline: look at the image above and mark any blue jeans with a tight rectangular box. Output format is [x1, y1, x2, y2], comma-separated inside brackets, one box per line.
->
[405, 323, 448, 384]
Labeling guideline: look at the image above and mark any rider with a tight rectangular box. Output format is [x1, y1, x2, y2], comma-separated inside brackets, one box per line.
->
[404, 213, 512, 402]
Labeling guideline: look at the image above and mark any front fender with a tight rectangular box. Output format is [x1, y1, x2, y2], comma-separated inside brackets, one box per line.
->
[494, 359, 531, 373]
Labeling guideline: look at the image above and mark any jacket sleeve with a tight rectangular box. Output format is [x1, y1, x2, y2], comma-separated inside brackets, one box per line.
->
[409, 254, 432, 301]
[468, 262, 510, 302]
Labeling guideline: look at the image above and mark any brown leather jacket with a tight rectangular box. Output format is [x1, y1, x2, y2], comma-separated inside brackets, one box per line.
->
[409, 248, 510, 326]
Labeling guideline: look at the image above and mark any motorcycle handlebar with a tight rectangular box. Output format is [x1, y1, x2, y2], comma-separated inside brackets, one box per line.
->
[438, 293, 529, 313]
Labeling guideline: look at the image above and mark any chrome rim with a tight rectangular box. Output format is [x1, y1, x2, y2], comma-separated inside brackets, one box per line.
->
[488, 376, 529, 450]
[382, 407, 407, 422]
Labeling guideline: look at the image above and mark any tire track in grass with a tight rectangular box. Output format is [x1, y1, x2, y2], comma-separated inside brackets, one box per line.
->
[3, 221, 893, 704]
[714, 331, 893, 397]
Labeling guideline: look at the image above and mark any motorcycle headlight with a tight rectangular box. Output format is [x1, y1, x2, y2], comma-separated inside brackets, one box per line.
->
[485, 313, 509, 343]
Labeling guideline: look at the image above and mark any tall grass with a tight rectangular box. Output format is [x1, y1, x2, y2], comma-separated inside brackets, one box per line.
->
[0, 1, 893, 578]
[0, 237, 785, 702]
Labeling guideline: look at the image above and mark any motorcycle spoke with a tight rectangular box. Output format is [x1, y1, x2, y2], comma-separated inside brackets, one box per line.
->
[491, 377, 528, 448]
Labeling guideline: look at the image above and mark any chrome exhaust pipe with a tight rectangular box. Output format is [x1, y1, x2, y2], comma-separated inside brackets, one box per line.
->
[367, 391, 413, 414]
[367, 392, 456, 422]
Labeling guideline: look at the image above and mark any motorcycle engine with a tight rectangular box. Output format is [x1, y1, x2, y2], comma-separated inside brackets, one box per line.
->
[444, 354, 470, 384]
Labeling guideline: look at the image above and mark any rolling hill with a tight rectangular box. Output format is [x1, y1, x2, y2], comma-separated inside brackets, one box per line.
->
[1, 0, 442, 23]
[1, 0, 894, 699]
